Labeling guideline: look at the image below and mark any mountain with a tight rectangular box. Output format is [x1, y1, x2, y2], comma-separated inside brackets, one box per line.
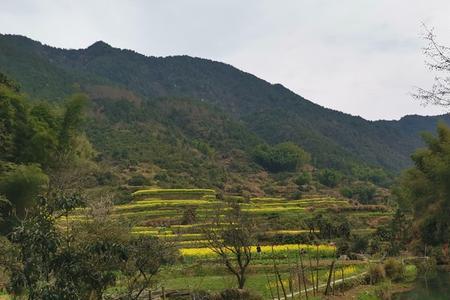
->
[0, 34, 449, 191]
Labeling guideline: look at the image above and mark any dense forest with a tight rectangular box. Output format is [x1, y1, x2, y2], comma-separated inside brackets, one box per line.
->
[0, 34, 450, 196]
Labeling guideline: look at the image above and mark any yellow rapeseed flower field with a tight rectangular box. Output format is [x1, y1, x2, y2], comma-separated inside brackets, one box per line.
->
[180, 243, 336, 258]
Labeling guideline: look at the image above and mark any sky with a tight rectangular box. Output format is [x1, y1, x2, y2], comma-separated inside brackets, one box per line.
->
[1, 0, 450, 120]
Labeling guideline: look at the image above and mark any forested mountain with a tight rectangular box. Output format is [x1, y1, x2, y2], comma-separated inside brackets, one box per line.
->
[0, 34, 449, 191]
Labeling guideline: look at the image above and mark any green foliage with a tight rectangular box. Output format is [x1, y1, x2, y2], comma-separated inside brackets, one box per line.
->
[1, 34, 450, 178]
[57, 94, 88, 155]
[0, 73, 94, 234]
[307, 214, 351, 239]
[340, 183, 377, 204]
[397, 123, 450, 247]
[383, 258, 405, 282]
[132, 188, 216, 197]
[122, 237, 177, 299]
[253, 142, 310, 172]
[316, 169, 341, 187]
[9, 197, 61, 298]
[0, 164, 48, 231]
[0, 79, 89, 169]
[4, 195, 174, 299]
[351, 165, 391, 186]
[127, 174, 150, 186]
[294, 171, 312, 186]
[351, 236, 369, 253]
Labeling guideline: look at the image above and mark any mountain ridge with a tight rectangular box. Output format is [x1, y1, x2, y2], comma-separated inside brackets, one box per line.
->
[0, 33, 449, 178]
[1, 33, 443, 121]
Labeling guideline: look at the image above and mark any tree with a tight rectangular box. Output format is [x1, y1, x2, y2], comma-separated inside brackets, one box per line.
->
[340, 183, 377, 204]
[414, 26, 450, 107]
[294, 171, 312, 186]
[0, 73, 95, 223]
[123, 237, 176, 299]
[253, 142, 310, 172]
[398, 123, 450, 247]
[3, 193, 173, 300]
[9, 197, 61, 299]
[0, 164, 48, 233]
[317, 169, 341, 188]
[203, 202, 256, 289]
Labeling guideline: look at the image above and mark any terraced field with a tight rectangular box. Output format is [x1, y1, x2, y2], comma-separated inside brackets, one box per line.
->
[68, 189, 392, 298]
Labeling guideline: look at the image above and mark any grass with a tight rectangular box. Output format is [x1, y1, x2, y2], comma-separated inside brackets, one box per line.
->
[162, 263, 367, 299]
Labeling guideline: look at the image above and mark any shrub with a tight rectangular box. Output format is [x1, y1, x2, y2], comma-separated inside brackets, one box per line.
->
[403, 264, 417, 282]
[316, 169, 341, 187]
[383, 258, 404, 281]
[127, 174, 150, 186]
[368, 263, 386, 284]
[218, 289, 262, 300]
[351, 236, 369, 253]
[95, 171, 116, 185]
[294, 172, 312, 186]
[415, 256, 436, 274]
[340, 186, 353, 198]
[289, 191, 302, 200]
[181, 207, 197, 225]
[336, 239, 351, 255]
[374, 281, 392, 300]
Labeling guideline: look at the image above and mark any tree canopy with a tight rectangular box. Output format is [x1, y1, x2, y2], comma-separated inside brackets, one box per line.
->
[253, 142, 310, 172]
[398, 123, 450, 246]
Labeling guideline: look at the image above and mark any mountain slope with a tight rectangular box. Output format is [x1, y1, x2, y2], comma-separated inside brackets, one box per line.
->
[0, 33, 449, 174]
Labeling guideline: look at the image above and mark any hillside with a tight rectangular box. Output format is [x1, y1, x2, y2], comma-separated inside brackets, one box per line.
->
[0, 34, 449, 188]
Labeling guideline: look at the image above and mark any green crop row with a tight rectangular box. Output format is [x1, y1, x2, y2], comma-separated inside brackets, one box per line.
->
[132, 189, 216, 197]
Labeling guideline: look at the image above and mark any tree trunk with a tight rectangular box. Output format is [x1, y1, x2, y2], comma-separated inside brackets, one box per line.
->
[238, 275, 246, 289]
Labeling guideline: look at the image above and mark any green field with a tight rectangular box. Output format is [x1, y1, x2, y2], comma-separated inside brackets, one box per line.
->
[64, 188, 390, 298]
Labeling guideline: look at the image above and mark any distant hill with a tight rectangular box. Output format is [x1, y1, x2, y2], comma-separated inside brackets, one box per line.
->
[0, 34, 449, 191]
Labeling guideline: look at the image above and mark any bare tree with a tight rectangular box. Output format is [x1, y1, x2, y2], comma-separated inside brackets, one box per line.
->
[414, 25, 450, 107]
[203, 202, 256, 289]
[123, 237, 176, 300]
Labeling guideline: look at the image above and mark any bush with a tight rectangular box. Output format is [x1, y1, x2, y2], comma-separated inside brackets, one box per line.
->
[340, 186, 353, 198]
[289, 191, 302, 200]
[316, 169, 341, 187]
[218, 289, 262, 300]
[95, 171, 116, 185]
[368, 263, 386, 284]
[415, 256, 436, 274]
[339, 183, 377, 204]
[351, 236, 369, 254]
[127, 174, 150, 186]
[383, 258, 405, 281]
[294, 172, 312, 186]
[374, 281, 392, 300]
[403, 264, 417, 282]
[336, 239, 351, 255]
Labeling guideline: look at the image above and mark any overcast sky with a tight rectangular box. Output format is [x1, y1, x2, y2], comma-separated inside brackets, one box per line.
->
[2, 0, 450, 120]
